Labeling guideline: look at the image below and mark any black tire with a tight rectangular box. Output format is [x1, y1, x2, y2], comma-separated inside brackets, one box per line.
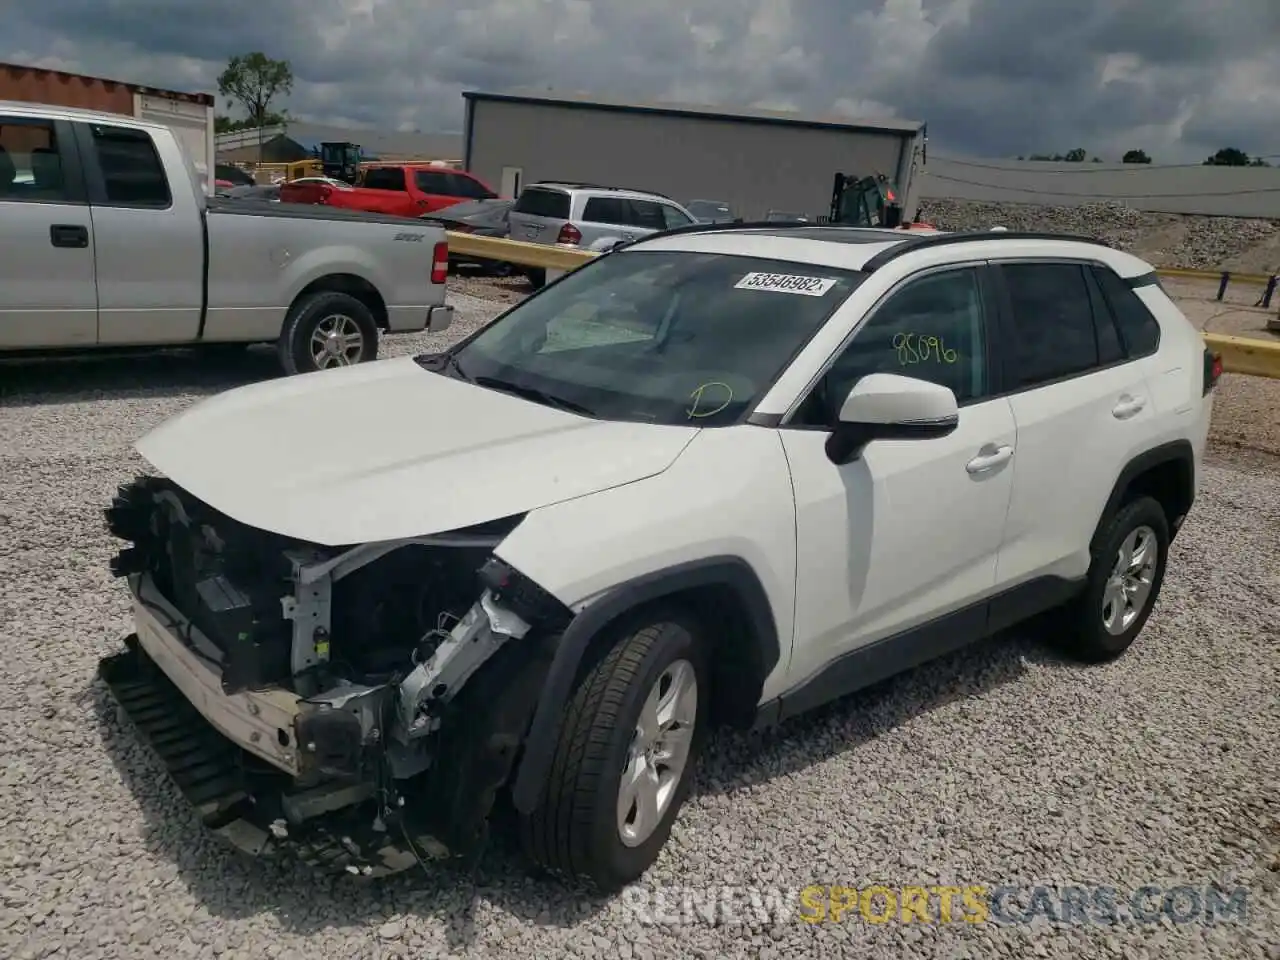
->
[525, 268, 547, 290]
[1058, 496, 1170, 663]
[518, 613, 709, 891]
[277, 291, 378, 375]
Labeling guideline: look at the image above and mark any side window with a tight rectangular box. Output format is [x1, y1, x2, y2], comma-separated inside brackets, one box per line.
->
[364, 168, 406, 191]
[583, 196, 629, 225]
[660, 204, 693, 229]
[629, 199, 667, 231]
[0, 117, 70, 202]
[1000, 263, 1100, 388]
[1091, 266, 1161, 357]
[448, 173, 495, 199]
[793, 268, 988, 426]
[91, 124, 170, 207]
[413, 170, 451, 194]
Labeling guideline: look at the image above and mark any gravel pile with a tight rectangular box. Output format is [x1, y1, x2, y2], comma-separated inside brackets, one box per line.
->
[1, 292, 1278, 959]
[920, 199, 1280, 271]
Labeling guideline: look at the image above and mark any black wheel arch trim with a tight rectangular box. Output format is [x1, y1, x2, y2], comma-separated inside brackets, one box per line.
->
[1094, 439, 1195, 547]
[509, 555, 780, 814]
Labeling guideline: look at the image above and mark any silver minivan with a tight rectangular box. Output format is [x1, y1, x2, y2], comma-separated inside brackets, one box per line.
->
[506, 183, 697, 286]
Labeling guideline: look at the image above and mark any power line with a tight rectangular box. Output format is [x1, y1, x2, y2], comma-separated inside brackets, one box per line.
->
[931, 153, 1280, 174]
[923, 171, 1280, 200]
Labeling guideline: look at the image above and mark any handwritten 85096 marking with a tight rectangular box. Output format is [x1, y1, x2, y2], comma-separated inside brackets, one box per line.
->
[894, 331, 958, 366]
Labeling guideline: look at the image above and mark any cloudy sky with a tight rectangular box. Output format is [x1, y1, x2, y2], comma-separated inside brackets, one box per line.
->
[5, 0, 1279, 163]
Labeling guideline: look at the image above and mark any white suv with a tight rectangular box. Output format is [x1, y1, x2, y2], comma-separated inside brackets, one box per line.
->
[100, 224, 1218, 892]
[507, 182, 697, 286]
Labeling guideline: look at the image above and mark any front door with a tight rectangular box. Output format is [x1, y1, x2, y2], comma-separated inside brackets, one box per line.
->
[780, 265, 1017, 689]
[0, 115, 98, 348]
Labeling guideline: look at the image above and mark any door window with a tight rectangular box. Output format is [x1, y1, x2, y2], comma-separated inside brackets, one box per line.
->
[999, 263, 1101, 387]
[413, 170, 452, 194]
[629, 199, 668, 231]
[793, 267, 989, 426]
[90, 124, 170, 207]
[659, 204, 694, 229]
[583, 196, 632, 225]
[0, 117, 71, 202]
[446, 173, 496, 199]
[364, 167, 407, 191]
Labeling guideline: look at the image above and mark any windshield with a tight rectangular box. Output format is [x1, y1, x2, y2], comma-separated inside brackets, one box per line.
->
[425, 250, 865, 426]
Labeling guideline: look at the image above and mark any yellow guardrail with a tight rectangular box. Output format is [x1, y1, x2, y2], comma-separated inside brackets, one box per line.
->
[446, 232, 598, 270]
[444, 233, 1280, 380]
[1203, 333, 1280, 380]
[1157, 266, 1274, 287]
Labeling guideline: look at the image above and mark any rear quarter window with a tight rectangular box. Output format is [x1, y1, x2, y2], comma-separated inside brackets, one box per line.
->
[514, 187, 570, 218]
[1091, 266, 1162, 357]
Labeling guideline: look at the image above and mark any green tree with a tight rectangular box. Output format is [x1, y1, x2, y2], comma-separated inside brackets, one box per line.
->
[1063, 147, 1087, 162]
[1122, 149, 1152, 164]
[215, 110, 288, 135]
[1203, 147, 1250, 166]
[217, 53, 294, 161]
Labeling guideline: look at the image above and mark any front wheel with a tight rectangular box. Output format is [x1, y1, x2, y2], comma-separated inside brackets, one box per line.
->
[518, 614, 708, 891]
[277, 291, 379, 375]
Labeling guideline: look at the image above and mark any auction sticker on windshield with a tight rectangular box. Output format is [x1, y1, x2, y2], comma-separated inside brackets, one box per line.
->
[734, 272, 838, 296]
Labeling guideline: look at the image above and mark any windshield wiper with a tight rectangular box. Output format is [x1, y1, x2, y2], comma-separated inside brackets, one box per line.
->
[472, 376, 596, 417]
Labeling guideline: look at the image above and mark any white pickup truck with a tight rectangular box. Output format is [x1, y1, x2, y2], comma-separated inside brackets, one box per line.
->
[0, 101, 454, 374]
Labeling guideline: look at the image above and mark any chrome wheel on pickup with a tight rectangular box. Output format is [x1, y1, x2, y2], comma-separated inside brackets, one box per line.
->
[310, 313, 366, 369]
[279, 290, 379, 375]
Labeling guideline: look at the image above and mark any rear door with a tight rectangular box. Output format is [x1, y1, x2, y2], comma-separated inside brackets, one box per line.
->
[357, 167, 416, 216]
[411, 169, 459, 213]
[508, 186, 572, 246]
[74, 120, 204, 345]
[989, 259, 1158, 587]
[0, 114, 98, 348]
[578, 195, 641, 246]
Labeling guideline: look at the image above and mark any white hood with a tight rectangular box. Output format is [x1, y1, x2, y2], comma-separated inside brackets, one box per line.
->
[136, 355, 699, 545]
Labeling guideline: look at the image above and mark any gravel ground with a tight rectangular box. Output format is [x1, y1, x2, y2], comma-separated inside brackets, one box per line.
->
[1, 291, 1278, 960]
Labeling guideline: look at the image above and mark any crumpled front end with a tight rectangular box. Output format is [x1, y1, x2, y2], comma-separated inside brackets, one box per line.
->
[99, 474, 569, 876]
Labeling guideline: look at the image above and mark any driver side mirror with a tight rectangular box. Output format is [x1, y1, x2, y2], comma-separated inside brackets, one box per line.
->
[824, 373, 959, 465]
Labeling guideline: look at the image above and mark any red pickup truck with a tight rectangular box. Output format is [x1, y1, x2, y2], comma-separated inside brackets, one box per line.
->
[279, 165, 498, 217]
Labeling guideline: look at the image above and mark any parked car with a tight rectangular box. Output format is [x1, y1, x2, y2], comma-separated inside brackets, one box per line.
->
[420, 198, 515, 275]
[0, 100, 454, 373]
[98, 222, 1217, 892]
[286, 176, 354, 191]
[506, 182, 697, 287]
[279, 164, 497, 218]
[685, 199, 737, 223]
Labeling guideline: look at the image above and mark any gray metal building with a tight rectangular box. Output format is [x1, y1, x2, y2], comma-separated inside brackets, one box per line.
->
[462, 91, 923, 220]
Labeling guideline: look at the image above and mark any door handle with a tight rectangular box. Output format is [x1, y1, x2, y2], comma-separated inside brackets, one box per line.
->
[1112, 395, 1147, 420]
[50, 224, 89, 248]
[966, 443, 1014, 474]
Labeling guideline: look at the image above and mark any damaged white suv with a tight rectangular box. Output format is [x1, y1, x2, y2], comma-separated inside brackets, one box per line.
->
[101, 223, 1218, 890]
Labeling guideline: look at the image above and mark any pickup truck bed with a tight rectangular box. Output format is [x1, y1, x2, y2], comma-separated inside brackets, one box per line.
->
[0, 100, 453, 374]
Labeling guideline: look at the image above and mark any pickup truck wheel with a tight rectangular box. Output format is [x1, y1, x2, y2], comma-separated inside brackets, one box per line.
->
[278, 291, 378, 375]
[525, 268, 547, 290]
[1058, 496, 1170, 663]
[517, 614, 708, 891]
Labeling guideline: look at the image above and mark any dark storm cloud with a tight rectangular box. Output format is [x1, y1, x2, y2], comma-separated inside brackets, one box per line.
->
[4, 0, 1278, 162]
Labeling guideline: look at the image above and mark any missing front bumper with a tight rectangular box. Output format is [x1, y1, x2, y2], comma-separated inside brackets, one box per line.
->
[98, 635, 449, 877]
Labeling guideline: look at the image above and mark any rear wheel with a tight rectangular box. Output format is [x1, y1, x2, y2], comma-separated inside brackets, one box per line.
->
[525, 268, 547, 290]
[1059, 496, 1169, 662]
[518, 613, 708, 891]
[277, 291, 378, 375]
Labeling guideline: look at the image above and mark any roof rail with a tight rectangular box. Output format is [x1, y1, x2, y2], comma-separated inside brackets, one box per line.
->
[860, 230, 1111, 272]
[622, 220, 897, 248]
